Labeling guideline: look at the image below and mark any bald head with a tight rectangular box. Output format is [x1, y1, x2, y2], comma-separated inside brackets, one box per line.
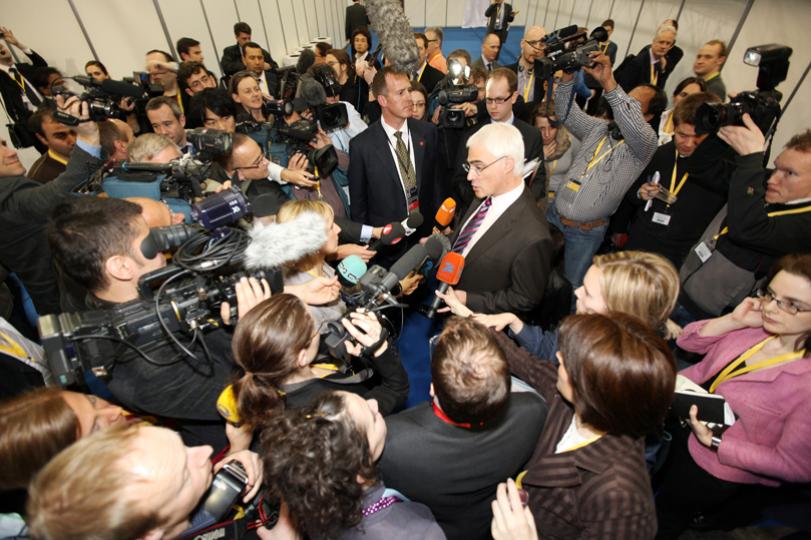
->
[520, 26, 546, 64]
[482, 33, 501, 63]
[126, 197, 184, 228]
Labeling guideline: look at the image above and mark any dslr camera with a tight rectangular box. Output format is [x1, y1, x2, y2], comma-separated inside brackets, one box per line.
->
[539, 25, 609, 79]
[695, 44, 792, 137]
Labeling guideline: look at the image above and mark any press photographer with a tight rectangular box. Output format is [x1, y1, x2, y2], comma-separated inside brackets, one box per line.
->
[546, 43, 659, 289]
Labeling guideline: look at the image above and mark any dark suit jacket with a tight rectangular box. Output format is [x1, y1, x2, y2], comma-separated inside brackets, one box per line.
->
[220, 44, 276, 77]
[505, 61, 545, 105]
[494, 332, 658, 539]
[615, 44, 682, 92]
[417, 63, 444, 95]
[471, 57, 501, 73]
[0, 50, 47, 124]
[379, 393, 548, 540]
[348, 118, 441, 233]
[345, 3, 370, 41]
[485, 2, 515, 33]
[453, 187, 552, 315]
[451, 116, 543, 208]
[0, 146, 103, 314]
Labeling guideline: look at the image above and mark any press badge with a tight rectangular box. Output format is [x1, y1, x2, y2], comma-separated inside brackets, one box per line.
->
[565, 180, 581, 192]
[694, 242, 712, 263]
[652, 212, 671, 226]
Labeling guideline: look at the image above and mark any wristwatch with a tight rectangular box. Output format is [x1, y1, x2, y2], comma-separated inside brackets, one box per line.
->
[710, 435, 722, 450]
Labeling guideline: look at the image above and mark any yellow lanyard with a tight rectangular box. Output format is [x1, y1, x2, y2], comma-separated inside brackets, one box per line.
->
[715, 204, 811, 239]
[560, 434, 603, 453]
[0, 331, 27, 359]
[705, 72, 720, 82]
[522, 71, 535, 101]
[650, 62, 658, 86]
[663, 112, 674, 134]
[709, 336, 806, 393]
[601, 41, 609, 54]
[48, 149, 68, 166]
[9, 68, 25, 92]
[583, 136, 623, 176]
[416, 63, 426, 82]
[548, 159, 558, 175]
[669, 150, 688, 199]
[175, 92, 184, 114]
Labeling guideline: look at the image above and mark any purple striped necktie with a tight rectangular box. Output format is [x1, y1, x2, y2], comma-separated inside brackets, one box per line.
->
[453, 198, 492, 253]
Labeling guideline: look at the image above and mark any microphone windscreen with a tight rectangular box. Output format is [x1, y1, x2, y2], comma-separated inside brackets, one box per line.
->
[366, 0, 420, 72]
[298, 76, 326, 108]
[100, 79, 144, 98]
[297, 49, 316, 74]
[435, 198, 456, 227]
[425, 234, 450, 261]
[390, 243, 428, 280]
[381, 222, 406, 245]
[406, 211, 424, 229]
[436, 252, 465, 285]
[337, 255, 368, 285]
[245, 211, 328, 269]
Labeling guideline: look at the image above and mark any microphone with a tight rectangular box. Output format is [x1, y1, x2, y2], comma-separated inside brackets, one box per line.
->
[424, 252, 466, 319]
[296, 48, 316, 74]
[401, 210, 424, 236]
[74, 75, 144, 98]
[434, 198, 456, 231]
[368, 222, 406, 251]
[298, 76, 327, 108]
[244, 211, 328, 269]
[389, 235, 445, 280]
[365, 0, 420, 72]
[337, 255, 368, 287]
[420, 232, 451, 277]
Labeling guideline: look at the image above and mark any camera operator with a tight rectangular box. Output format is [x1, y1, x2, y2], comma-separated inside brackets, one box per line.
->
[0, 95, 102, 315]
[47, 196, 268, 447]
[145, 49, 182, 111]
[679, 118, 811, 320]
[451, 68, 543, 208]
[548, 51, 658, 288]
[27, 423, 264, 540]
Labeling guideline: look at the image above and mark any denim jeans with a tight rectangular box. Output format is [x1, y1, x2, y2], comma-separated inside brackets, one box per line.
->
[547, 204, 608, 289]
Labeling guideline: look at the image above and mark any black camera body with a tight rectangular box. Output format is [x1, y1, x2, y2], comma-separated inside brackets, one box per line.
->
[436, 84, 478, 129]
[695, 90, 782, 136]
[694, 44, 791, 137]
[539, 26, 608, 78]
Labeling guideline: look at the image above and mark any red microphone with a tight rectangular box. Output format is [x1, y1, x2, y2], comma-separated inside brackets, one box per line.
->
[368, 222, 406, 251]
[433, 198, 456, 233]
[424, 252, 465, 319]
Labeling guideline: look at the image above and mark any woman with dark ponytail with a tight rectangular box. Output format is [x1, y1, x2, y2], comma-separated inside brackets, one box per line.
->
[217, 294, 408, 451]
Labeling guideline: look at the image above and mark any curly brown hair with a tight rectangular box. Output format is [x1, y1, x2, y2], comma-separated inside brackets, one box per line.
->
[259, 392, 377, 538]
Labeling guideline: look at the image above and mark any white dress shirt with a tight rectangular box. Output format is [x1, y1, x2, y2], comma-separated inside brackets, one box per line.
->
[457, 181, 525, 256]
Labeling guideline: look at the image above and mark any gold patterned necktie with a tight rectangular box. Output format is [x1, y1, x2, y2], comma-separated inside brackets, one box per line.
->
[394, 131, 416, 191]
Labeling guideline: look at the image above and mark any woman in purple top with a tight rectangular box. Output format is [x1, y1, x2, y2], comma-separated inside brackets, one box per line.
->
[258, 391, 446, 540]
[656, 253, 811, 538]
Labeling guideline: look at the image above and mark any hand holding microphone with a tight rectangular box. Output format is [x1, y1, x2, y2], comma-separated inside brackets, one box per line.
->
[433, 197, 456, 234]
[424, 252, 466, 319]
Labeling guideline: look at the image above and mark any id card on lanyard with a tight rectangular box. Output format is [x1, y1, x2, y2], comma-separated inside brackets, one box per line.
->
[566, 135, 624, 193]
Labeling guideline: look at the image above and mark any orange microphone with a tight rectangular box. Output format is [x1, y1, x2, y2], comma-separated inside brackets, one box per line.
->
[424, 252, 465, 319]
[433, 197, 457, 233]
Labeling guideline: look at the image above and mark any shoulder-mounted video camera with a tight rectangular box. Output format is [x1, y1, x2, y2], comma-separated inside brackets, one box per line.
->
[539, 25, 608, 79]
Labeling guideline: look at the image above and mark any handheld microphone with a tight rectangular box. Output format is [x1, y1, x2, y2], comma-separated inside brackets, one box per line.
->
[402, 210, 424, 236]
[73, 75, 145, 98]
[424, 252, 465, 319]
[368, 222, 406, 251]
[434, 198, 456, 230]
[337, 255, 368, 287]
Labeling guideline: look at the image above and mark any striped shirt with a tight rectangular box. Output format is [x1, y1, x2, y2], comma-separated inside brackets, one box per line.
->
[493, 331, 658, 539]
[553, 81, 658, 222]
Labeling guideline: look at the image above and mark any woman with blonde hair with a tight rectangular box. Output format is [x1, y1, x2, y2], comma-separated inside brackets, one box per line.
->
[438, 250, 680, 360]
[275, 199, 346, 328]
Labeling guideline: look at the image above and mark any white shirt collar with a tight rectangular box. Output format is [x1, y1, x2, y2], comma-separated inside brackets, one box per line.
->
[490, 180, 525, 209]
[381, 116, 409, 142]
[491, 113, 515, 126]
[785, 196, 811, 205]
[481, 55, 493, 67]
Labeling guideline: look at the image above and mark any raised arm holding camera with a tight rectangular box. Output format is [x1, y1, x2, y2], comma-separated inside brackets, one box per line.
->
[548, 50, 658, 288]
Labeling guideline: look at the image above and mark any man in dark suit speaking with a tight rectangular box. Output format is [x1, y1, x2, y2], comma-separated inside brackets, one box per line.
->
[349, 67, 440, 237]
[379, 317, 547, 540]
[442, 122, 552, 317]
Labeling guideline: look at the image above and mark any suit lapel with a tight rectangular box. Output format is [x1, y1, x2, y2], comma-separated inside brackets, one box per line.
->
[371, 121, 402, 189]
[464, 189, 528, 268]
[409, 119, 426, 190]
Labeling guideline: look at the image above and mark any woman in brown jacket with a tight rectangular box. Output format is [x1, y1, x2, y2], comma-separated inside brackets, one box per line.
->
[493, 313, 676, 539]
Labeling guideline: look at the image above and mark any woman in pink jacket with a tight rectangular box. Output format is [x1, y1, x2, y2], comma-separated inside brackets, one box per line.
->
[656, 253, 811, 538]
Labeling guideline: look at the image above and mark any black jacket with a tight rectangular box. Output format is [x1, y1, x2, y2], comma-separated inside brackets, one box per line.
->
[417, 63, 444, 95]
[345, 3, 371, 41]
[485, 2, 515, 33]
[220, 43, 277, 77]
[615, 44, 682, 92]
[380, 392, 547, 540]
[0, 146, 103, 314]
[0, 49, 47, 124]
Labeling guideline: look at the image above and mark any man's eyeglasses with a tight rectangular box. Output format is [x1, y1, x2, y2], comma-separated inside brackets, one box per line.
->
[524, 39, 544, 50]
[188, 75, 213, 90]
[463, 155, 507, 176]
[235, 153, 268, 170]
[757, 288, 811, 316]
[485, 95, 511, 105]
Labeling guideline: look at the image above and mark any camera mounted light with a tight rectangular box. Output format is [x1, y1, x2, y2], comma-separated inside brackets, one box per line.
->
[743, 44, 792, 92]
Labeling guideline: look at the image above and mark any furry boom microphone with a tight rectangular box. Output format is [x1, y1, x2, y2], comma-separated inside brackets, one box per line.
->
[366, 0, 420, 73]
[244, 211, 328, 269]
